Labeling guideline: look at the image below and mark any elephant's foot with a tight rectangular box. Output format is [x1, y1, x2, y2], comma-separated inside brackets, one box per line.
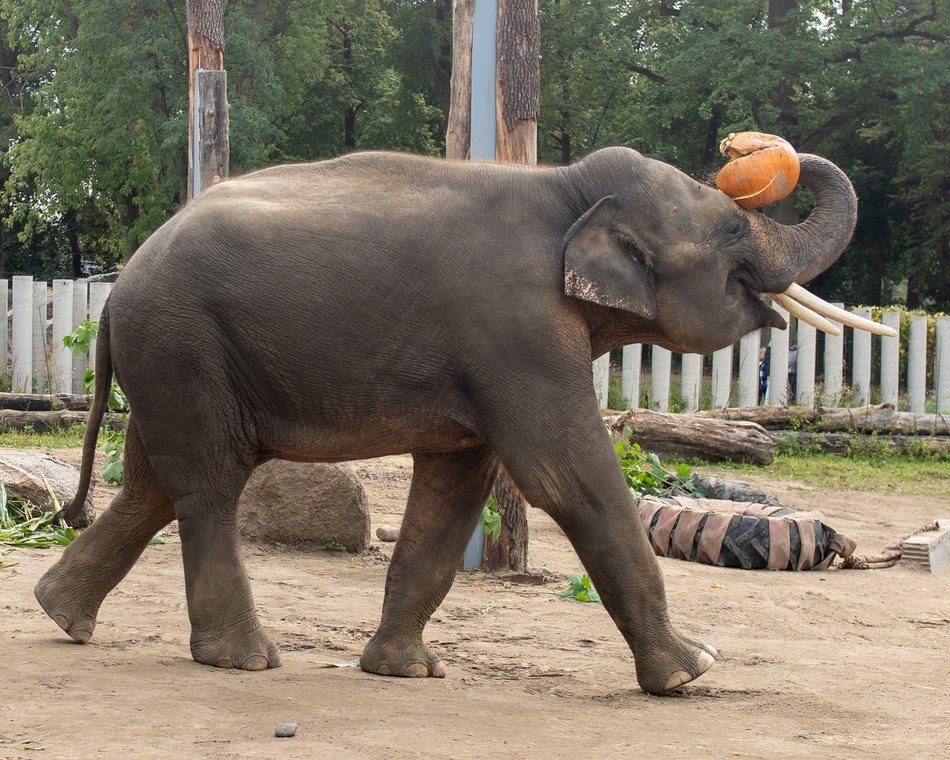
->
[190, 624, 282, 671]
[34, 563, 102, 644]
[360, 631, 446, 678]
[635, 633, 717, 694]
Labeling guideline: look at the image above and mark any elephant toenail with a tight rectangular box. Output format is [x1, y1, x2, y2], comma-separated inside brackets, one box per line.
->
[215, 658, 235, 669]
[404, 662, 428, 678]
[376, 663, 392, 675]
[242, 655, 268, 671]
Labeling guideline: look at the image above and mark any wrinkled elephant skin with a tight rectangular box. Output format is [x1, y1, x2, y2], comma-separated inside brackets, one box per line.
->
[35, 148, 857, 694]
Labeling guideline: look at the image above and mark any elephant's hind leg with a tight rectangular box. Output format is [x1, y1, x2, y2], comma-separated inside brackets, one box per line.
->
[360, 446, 498, 678]
[34, 417, 175, 644]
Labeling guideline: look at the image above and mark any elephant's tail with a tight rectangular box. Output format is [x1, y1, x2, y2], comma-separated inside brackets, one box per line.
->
[58, 305, 113, 527]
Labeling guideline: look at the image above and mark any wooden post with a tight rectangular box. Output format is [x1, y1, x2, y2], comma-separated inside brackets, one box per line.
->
[880, 310, 901, 406]
[32, 281, 48, 393]
[738, 330, 760, 407]
[451, 0, 539, 573]
[11, 277, 32, 392]
[0, 280, 7, 383]
[651, 346, 672, 411]
[621, 344, 642, 409]
[711, 346, 733, 409]
[823, 305, 845, 406]
[593, 354, 610, 407]
[71, 280, 89, 393]
[680, 353, 702, 412]
[187, 1, 228, 200]
[51, 280, 73, 394]
[851, 307, 872, 406]
[796, 319, 816, 407]
[907, 316, 927, 413]
[937, 317, 950, 414]
[767, 308, 789, 405]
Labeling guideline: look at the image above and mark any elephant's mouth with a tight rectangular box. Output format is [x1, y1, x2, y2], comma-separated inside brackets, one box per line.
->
[742, 284, 787, 330]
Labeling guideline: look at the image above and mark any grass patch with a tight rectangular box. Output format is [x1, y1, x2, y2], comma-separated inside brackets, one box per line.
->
[0, 425, 87, 449]
[691, 453, 950, 498]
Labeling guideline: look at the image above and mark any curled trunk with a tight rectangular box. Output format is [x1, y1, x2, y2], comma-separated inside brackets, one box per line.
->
[746, 154, 858, 293]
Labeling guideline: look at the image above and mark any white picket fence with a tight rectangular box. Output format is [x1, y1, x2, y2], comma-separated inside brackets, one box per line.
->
[4, 276, 949, 413]
[3, 276, 114, 395]
[597, 304, 950, 414]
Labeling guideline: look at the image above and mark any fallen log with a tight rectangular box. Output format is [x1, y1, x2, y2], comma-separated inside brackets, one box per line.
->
[605, 409, 774, 464]
[699, 403, 949, 436]
[767, 430, 950, 457]
[0, 410, 126, 433]
[0, 392, 93, 412]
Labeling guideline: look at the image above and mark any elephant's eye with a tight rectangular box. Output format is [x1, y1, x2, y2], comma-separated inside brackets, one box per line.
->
[722, 217, 748, 241]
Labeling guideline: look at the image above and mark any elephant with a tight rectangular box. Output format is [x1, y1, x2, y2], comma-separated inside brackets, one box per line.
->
[36, 145, 868, 694]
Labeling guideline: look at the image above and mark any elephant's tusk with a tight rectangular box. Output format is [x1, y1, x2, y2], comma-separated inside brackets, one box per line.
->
[780, 283, 899, 338]
[769, 292, 841, 336]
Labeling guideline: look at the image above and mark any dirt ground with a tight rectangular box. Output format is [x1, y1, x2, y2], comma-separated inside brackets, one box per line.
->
[2, 449, 948, 760]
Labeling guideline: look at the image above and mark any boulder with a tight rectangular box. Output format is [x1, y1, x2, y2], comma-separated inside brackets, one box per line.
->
[238, 460, 370, 550]
[0, 450, 95, 522]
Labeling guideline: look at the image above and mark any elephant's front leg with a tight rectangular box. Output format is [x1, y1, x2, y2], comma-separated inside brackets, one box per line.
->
[478, 372, 715, 694]
[361, 445, 498, 678]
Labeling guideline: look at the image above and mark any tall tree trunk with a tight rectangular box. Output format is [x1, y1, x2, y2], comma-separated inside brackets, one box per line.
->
[435, 0, 454, 125]
[342, 27, 356, 150]
[446, 0, 474, 159]
[187, 1, 227, 201]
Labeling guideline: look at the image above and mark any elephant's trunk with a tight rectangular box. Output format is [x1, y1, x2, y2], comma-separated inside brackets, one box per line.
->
[744, 154, 857, 293]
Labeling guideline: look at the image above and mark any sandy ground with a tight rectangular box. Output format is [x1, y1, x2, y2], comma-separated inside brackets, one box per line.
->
[2, 450, 949, 759]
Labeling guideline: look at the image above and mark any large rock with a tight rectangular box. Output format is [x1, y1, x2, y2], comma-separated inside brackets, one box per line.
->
[0, 450, 95, 522]
[238, 460, 370, 550]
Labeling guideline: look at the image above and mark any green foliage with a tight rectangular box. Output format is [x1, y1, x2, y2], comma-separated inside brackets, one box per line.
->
[1, 0, 946, 311]
[606, 376, 628, 411]
[558, 572, 600, 603]
[0, 481, 77, 549]
[100, 429, 125, 486]
[614, 428, 705, 499]
[480, 496, 501, 542]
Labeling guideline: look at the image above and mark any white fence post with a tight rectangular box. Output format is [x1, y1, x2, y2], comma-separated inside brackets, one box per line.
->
[936, 317, 949, 414]
[32, 281, 49, 393]
[72, 280, 89, 393]
[593, 354, 610, 408]
[680, 353, 702, 412]
[880, 310, 901, 406]
[88, 282, 112, 371]
[738, 330, 760, 407]
[621, 344, 641, 409]
[711, 345, 733, 409]
[796, 320, 816, 407]
[650, 346, 671, 412]
[823, 305, 844, 407]
[907, 316, 928, 414]
[852, 307, 872, 406]
[768, 308, 790, 405]
[51, 280, 74, 394]
[0, 280, 7, 380]
[11, 276, 33, 392]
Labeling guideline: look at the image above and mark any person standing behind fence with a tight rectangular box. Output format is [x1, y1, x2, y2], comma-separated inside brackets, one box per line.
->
[758, 345, 770, 404]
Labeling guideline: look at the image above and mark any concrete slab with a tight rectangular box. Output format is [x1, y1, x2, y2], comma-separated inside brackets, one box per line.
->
[900, 519, 950, 574]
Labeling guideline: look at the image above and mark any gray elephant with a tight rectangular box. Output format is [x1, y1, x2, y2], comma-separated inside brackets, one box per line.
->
[37, 146, 867, 694]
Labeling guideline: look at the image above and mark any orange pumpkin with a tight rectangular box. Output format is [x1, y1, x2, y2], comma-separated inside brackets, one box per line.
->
[715, 132, 800, 209]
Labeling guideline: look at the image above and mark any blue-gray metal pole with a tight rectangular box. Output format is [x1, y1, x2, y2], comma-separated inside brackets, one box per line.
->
[469, 0, 498, 161]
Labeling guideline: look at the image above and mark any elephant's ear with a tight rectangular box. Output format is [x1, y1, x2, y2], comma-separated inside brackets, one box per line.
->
[563, 196, 657, 319]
